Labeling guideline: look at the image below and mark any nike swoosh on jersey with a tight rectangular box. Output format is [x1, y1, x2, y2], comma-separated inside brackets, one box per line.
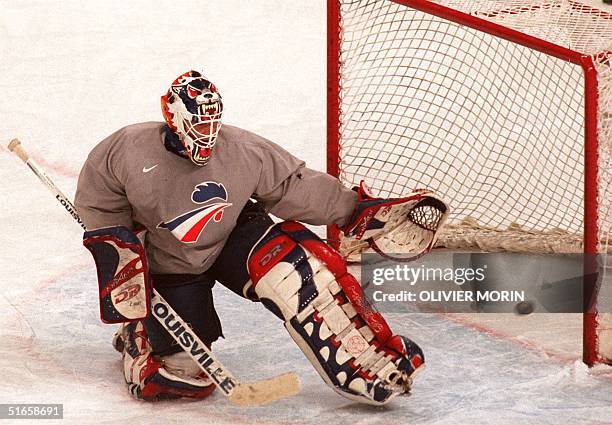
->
[143, 164, 159, 173]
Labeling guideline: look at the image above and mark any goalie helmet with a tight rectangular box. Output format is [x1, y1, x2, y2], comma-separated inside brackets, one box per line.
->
[161, 70, 223, 166]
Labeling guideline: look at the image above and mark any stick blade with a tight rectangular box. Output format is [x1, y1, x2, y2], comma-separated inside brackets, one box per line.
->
[229, 372, 300, 406]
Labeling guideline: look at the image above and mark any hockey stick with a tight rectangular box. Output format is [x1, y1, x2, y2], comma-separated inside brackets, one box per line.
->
[7, 138, 300, 407]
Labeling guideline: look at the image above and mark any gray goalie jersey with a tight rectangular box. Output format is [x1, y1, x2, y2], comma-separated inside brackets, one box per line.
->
[75, 122, 357, 274]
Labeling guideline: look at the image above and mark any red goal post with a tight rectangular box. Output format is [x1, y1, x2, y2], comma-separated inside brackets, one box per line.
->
[327, 0, 611, 365]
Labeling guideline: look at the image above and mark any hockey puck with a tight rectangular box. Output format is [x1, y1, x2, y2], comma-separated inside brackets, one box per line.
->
[515, 301, 534, 315]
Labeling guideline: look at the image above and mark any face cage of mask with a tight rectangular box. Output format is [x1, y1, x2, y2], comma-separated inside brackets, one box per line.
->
[177, 110, 223, 150]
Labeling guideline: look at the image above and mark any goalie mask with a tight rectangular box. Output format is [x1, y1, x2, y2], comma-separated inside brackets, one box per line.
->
[161, 70, 223, 166]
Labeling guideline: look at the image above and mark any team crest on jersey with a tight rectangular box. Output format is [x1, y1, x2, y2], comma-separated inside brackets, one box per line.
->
[157, 181, 232, 243]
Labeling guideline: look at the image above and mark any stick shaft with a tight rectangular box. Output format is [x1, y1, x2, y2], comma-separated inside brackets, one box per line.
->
[150, 293, 240, 396]
[8, 139, 86, 230]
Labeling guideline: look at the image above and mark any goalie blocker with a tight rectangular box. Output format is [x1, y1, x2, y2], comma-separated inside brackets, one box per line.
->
[248, 222, 425, 405]
[83, 226, 152, 323]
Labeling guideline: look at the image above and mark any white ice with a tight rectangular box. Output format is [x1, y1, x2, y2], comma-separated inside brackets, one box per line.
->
[1, 1, 611, 424]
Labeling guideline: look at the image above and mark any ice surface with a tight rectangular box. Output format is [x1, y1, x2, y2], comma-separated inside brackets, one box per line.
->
[1, 1, 611, 424]
[2, 268, 612, 424]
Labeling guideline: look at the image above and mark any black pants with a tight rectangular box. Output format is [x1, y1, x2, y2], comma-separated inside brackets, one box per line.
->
[144, 200, 274, 356]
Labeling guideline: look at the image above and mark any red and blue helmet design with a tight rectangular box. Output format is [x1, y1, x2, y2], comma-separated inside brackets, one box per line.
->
[157, 181, 232, 243]
[161, 70, 223, 166]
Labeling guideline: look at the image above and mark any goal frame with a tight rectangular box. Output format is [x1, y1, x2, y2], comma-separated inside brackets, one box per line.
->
[326, 0, 605, 366]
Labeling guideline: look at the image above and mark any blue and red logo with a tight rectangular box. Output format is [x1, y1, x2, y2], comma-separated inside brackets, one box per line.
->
[158, 181, 232, 243]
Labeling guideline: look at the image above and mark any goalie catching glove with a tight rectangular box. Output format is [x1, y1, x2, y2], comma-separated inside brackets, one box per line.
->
[339, 182, 449, 262]
[248, 222, 424, 405]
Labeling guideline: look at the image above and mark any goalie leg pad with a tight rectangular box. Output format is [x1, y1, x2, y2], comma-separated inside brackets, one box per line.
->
[113, 321, 216, 401]
[83, 226, 151, 323]
[248, 222, 424, 405]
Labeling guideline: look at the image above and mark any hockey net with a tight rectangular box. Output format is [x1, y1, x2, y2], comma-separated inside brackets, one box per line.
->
[327, 0, 611, 365]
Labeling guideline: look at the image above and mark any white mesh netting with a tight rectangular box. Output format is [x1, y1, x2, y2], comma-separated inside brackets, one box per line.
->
[336, 0, 611, 254]
[333, 0, 611, 362]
